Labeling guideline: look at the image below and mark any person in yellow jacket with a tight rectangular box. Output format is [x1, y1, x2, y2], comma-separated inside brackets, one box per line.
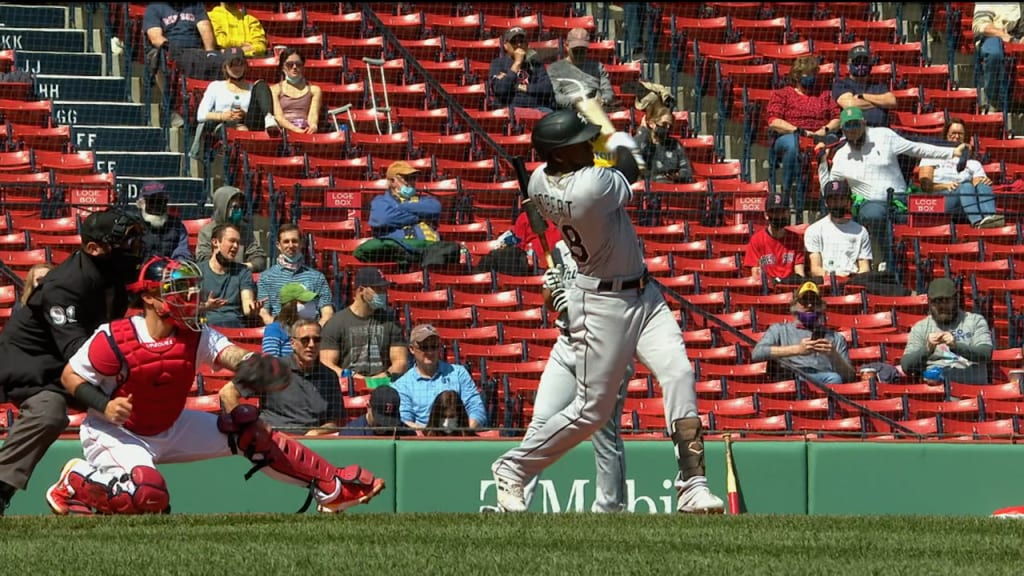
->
[208, 2, 267, 58]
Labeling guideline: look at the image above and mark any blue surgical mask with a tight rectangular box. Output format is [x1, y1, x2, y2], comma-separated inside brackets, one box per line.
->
[799, 76, 817, 89]
[398, 185, 415, 199]
[285, 74, 305, 85]
[228, 206, 243, 224]
[369, 292, 388, 310]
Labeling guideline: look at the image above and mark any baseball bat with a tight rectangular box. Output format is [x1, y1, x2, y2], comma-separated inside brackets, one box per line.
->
[511, 156, 555, 269]
[560, 78, 616, 137]
[724, 433, 741, 515]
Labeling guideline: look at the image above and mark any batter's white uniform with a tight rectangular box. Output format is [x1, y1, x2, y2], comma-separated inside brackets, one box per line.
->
[521, 240, 631, 513]
[63, 318, 244, 491]
[493, 164, 704, 497]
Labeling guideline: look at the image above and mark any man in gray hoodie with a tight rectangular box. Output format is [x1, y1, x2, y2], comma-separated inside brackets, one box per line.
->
[195, 185, 267, 272]
[901, 277, 994, 385]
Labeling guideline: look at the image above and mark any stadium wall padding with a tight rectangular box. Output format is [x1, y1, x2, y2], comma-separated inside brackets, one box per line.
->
[8, 439, 1018, 515]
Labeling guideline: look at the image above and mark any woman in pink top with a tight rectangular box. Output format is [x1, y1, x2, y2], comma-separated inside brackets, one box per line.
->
[270, 48, 322, 135]
[766, 56, 840, 208]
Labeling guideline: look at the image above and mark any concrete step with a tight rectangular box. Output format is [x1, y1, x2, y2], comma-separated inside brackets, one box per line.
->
[16, 50, 104, 76]
[35, 75, 129, 102]
[0, 27, 85, 52]
[53, 101, 148, 127]
[70, 125, 165, 152]
[95, 151, 183, 178]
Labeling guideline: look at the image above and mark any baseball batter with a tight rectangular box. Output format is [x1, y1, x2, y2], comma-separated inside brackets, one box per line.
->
[44, 257, 384, 515]
[491, 109, 724, 514]
[519, 239, 630, 512]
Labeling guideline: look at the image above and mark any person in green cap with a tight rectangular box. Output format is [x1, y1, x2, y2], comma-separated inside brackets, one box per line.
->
[261, 282, 318, 357]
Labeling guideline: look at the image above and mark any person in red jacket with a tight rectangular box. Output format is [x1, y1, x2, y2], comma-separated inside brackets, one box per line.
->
[743, 191, 806, 285]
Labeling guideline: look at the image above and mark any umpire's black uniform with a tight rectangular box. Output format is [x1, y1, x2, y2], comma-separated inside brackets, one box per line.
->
[0, 210, 140, 514]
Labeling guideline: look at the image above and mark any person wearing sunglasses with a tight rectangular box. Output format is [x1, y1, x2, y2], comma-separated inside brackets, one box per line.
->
[269, 48, 322, 135]
[392, 324, 488, 430]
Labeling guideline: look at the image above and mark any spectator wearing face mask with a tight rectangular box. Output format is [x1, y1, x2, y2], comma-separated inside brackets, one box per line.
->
[369, 161, 443, 249]
[743, 192, 806, 285]
[548, 27, 614, 111]
[320, 267, 408, 383]
[257, 223, 333, 327]
[132, 181, 191, 262]
[195, 185, 267, 272]
[634, 99, 693, 183]
[197, 223, 260, 328]
[832, 45, 896, 128]
[262, 282, 319, 358]
[751, 281, 857, 385]
[423, 390, 477, 437]
[804, 180, 873, 280]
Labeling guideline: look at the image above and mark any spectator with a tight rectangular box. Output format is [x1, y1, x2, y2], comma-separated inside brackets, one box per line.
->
[901, 277, 994, 385]
[257, 223, 333, 326]
[196, 185, 267, 272]
[548, 28, 614, 111]
[392, 324, 488, 429]
[207, 2, 267, 57]
[918, 118, 1005, 229]
[973, 3, 1023, 113]
[623, 3, 646, 62]
[369, 161, 443, 248]
[766, 55, 840, 204]
[220, 319, 345, 435]
[634, 99, 693, 183]
[743, 192, 806, 284]
[423, 390, 477, 437]
[320, 267, 408, 382]
[270, 48, 322, 135]
[488, 27, 555, 112]
[12, 264, 52, 313]
[143, 1, 219, 126]
[132, 181, 191, 262]
[751, 281, 857, 385]
[340, 385, 416, 437]
[832, 45, 896, 127]
[193, 46, 275, 135]
[510, 209, 562, 270]
[262, 282, 318, 357]
[804, 180, 873, 279]
[197, 223, 260, 328]
[818, 107, 970, 271]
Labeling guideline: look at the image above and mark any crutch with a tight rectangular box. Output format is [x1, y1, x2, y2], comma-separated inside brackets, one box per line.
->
[363, 56, 393, 135]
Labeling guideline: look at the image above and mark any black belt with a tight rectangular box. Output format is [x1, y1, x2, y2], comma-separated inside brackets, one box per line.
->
[597, 272, 648, 291]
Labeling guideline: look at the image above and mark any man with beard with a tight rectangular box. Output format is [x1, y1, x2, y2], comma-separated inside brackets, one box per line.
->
[133, 181, 191, 262]
[901, 277, 994, 385]
[0, 209, 144, 515]
[743, 191, 806, 285]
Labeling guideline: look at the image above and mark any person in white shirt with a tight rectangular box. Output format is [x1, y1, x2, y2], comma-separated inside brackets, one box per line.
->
[818, 107, 970, 271]
[804, 180, 873, 279]
[918, 118, 1005, 229]
[973, 3, 1023, 113]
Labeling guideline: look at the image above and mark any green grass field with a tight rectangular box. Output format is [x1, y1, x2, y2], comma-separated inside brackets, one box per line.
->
[2, 514, 1023, 575]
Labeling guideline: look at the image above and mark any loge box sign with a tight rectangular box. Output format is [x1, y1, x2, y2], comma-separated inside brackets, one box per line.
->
[908, 196, 947, 212]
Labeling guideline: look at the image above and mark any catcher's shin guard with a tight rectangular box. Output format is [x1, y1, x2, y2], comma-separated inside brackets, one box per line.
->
[671, 417, 706, 480]
[67, 466, 170, 515]
[218, 405, 384, 512]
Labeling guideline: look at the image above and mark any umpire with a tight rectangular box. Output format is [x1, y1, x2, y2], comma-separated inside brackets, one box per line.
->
[0, 208, 145, 515]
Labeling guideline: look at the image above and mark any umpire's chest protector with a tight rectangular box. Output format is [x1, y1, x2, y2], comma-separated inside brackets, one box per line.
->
[89, 318, 202, 436]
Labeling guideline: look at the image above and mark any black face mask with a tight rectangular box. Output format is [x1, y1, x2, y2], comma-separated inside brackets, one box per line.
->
[769, 217, 790, 229]
[215, 251, 233, 266]
[828, 206, 848, 219]
[91, 248, 142, 285]
[654, 126, 670, 141]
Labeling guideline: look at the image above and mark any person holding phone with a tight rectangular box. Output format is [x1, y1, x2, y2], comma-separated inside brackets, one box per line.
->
[751, 282, 857, 385]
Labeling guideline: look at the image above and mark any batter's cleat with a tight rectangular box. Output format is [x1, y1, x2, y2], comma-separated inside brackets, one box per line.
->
[318, 467, 386, 514]
[491, 463, 527, 513]
[46, 458, 85, 516]
[677, 485, 725, 514]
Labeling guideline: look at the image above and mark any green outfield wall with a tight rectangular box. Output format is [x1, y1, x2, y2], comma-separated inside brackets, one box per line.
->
[3, 439, 1021, 516]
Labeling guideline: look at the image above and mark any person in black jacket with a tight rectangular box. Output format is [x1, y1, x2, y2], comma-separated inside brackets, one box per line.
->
[488, 27, 555, 112]
[132, 181, 192, 262]
[0, 208, 144, 515]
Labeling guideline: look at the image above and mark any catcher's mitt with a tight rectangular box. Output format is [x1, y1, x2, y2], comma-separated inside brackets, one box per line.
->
[233, 354, 291, 393]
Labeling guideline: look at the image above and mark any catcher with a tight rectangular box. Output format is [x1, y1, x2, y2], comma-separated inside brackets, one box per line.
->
[44, 256, 384, 515]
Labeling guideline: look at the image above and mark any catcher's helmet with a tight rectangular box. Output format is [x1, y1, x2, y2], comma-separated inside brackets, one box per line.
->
[530, 109, 601, 155]
[128, 256, 204, 331]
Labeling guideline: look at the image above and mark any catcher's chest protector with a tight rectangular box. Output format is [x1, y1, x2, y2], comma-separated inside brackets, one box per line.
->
[91, 318, 202, 436]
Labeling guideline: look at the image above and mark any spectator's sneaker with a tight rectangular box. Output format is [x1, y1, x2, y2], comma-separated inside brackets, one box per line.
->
[265, 114, 281, 136]
[46, 458, 85, 515]
[677, 484, 725, 514]
[491, 462, 527, 512]
[318, 466, 386, 513]
[976, 214, 1006, 229]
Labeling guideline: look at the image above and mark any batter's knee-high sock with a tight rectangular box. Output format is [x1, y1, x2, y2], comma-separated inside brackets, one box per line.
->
[670, 417, 706, 485]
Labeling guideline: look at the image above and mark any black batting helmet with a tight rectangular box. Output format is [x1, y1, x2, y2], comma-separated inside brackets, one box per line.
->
[531, 109, 601, 156]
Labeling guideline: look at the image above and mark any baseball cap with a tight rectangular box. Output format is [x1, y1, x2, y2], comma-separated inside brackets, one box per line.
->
[504, 27, 526, 43]
[848, 45, 871, 62]
[223, 46, 246, 63]
[410, 323, 440, 345]
[279, 282, 317, 305]
[927, 277, 957, 300]
[81, 209, 142, 245]
[140, 181, 167, 198]
[354, 267, 390, 288]
[765, 192, 789, 211]
[386, 160, 420, 180]
[797, 281, 820, 299]
[369, 385, 403, 428]
[822, 180, 851, 198]
[566, 28, 590, 49]
[840, 107, 865, 126]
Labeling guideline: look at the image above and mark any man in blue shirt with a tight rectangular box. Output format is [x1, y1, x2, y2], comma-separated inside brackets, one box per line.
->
[831, 45, 896, 128]
[488, 27, 555, 112]
[392, 324, 488, 429]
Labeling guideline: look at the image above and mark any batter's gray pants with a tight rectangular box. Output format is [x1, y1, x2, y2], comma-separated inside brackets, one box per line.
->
[521, 335, 630, 512]
[495, 283, 699, 487]
[0, 390, 70, 490]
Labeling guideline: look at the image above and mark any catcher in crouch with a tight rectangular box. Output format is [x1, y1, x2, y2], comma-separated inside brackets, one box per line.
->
[44, 256, 385, 515]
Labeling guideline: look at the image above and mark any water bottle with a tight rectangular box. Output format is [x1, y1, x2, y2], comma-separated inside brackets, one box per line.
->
[525, 246, 536, 267]
[231, 95, 241, 112]
[340, 368, 352, 393]
[459, 243, 470, 266]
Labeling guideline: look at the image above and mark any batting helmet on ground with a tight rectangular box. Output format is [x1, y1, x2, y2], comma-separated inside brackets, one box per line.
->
[531, 109, 602, 156]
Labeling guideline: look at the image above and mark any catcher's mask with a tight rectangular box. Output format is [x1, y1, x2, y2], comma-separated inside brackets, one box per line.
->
[128, 257, 204, 331]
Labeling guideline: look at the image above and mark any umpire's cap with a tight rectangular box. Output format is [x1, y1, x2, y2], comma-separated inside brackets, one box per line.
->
[531, 109, 601, 155]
